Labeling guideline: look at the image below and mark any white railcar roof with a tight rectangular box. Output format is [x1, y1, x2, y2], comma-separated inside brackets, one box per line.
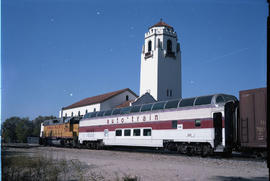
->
[82, 94, 237, 121]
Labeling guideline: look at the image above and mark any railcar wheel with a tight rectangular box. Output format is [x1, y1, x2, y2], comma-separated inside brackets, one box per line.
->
[201, 144, 210, 157]
[186, 147, 193, 156]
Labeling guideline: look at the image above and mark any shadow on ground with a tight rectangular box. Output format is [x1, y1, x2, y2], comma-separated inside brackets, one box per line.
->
[211, 176, 268, 181]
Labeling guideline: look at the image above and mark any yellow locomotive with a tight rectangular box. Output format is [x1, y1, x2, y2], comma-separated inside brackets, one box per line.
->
[40, 117, 80, 147]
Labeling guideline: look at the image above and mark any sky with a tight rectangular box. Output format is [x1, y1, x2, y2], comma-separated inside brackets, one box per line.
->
[1, 0, 268, 122]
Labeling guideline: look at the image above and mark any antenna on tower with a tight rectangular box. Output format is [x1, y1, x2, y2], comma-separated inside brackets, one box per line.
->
[160, 18, 163, 22]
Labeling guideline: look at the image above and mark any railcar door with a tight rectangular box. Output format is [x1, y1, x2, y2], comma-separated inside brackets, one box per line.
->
[213, 112, 222, 147]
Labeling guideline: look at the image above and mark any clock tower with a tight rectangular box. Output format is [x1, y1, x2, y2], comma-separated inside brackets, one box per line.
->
[139, 20, 182, 101]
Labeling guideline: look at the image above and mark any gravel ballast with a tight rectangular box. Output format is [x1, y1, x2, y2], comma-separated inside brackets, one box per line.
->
[3, 146, 269, 181]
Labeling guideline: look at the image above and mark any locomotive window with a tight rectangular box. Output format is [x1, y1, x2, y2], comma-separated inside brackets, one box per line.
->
[165, 100, 180, 109]
[120, 107, 132, 115]
[195, 120, 201, 127]
[112, 108, 121, 115]
[172, 120, 178, 128]
[124, 129, 131, 136]
[152, 102, 166, 111]
[216, 96, 225, 103]
[143, 129, 151, 136]
[141, 104, 153, 112]
[179, 98, 195, 107]
[195, 96, 213, 106]
[133, 129, 141, 136]
[130, 105, 141, 113]
[115, 130, 122, 136]
[97, 111, 105, 117]
[90, 112, 97, 118]
[104, 109, 113, 116]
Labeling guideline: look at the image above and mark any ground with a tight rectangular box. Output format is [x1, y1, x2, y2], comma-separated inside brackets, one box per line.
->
[2, 146, 269, 181]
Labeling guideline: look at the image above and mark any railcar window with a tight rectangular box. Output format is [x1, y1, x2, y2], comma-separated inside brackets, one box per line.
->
[179, 98, 195, 107]
[165, 100, 180, 109]
[141, 104, 153, 112]
[83, 113, 90, 119]
[172, 120, 178, 128]
[216, 96, 225, 103]
[143, 129, 151, 136]
[133, 129, 141, 136]
[130, 105, 141, 113]
[152, 102, 166, 111]
[112, 108, 121, 115]
[120, 107, 132, 115]
[90, 112, 97, 118]
[124, 129, 131, 136]
[195, 96, 213, 106]
[115, 130, 122, 136]
[97, 111, 105, 117]
[223, 95, 237, 102]
[104, 109, 113, 116]
[195, 120, 201, 127]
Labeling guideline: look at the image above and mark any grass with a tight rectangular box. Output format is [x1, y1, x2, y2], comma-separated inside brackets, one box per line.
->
[2, 153, 140, 181]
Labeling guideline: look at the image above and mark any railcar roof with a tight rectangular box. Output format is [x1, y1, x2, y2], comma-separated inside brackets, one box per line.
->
[82, 94, 237, 120]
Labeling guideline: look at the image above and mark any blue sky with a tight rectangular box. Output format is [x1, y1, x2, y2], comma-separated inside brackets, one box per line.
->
[2, 0, 267, 121]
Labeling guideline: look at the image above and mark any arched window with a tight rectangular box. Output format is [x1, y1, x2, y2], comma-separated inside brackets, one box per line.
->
[158, 38, 161, 48]
[85, 109, 88, 114]
[71, 112, 73, 117]
[148, 40, 152, 52]
[167, 40, 172, 53]
[65, 113, 67, 117]
[93, 108, 96, 112]
[78, 111, 80, 116]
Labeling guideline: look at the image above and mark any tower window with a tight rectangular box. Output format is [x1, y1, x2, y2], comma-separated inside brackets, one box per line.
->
[167, 89, 173, 97]
[148, 40, 152, 52]
[158, 38, 162, 48]
[167, 40, 172, 53]
[126, 95, 129, 101]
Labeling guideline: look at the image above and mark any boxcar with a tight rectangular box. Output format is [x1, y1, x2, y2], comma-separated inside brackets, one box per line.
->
[239, 87, 267, 153]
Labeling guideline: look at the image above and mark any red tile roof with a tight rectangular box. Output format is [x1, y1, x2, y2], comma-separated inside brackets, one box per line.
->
[62, 88, 138, 110]
[149, 19, 173, 29]
[115, 100, 134, 108]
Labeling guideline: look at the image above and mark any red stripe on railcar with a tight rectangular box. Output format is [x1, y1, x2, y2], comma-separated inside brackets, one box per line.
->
[79, 118, 223, 133]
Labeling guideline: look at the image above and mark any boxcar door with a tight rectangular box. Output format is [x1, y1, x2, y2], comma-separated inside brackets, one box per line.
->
[213, 112, 222, 147]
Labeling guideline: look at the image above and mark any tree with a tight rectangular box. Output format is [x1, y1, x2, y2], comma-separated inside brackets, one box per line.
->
[2, 117, 21, 143]
[15, 118, 33, 143]
[2, 115, 57, 143]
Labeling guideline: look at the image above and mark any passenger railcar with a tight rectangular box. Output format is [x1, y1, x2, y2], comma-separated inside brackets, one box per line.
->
[78, 94, 238, 156]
